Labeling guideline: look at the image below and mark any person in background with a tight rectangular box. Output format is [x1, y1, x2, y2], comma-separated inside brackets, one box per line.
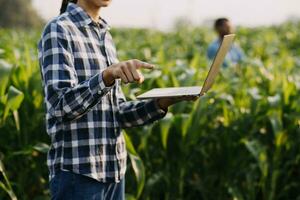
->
[207, 18, 245, 67]
[38, 0, 197, 199]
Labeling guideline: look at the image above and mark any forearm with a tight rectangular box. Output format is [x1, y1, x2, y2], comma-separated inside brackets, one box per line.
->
[116, 99, 167, 128]
[46, 72, 113, 121]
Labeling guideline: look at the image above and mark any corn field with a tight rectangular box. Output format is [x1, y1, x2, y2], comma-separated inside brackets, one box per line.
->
[0, 21, 300, 200]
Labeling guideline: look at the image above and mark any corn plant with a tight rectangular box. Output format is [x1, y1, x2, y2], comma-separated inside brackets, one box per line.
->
[0, 21, 300, 199]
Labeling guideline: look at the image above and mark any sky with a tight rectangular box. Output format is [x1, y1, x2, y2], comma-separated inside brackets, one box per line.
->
[32, 0, 300, 30]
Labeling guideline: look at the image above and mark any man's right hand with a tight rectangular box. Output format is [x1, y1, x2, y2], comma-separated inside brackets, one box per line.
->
[103, 59, 155, 86]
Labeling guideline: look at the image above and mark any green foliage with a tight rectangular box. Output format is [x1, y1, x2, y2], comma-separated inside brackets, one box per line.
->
[124, 132, 146, 199]
[114, 21, 300, 200]
[0, 30, 49, 200]
[0, 21, 300, 199]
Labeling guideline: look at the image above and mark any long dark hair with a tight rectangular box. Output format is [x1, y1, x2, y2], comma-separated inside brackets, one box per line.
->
[60, 0, 78, 14]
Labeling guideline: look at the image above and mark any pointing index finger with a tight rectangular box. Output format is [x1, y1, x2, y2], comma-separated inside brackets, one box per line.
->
[137, 61, 155, 70]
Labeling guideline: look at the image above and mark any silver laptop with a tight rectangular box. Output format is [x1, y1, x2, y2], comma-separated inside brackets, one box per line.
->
[136, 34, 235, 100]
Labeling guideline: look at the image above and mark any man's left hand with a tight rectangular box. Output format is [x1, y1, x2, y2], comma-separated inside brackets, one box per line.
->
[156, 96, 199, 111]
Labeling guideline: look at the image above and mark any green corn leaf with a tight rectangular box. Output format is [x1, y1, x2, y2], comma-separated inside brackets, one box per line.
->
[0, 59, 12, 81]
[12, 111, 20, 131]
[124, 131, 138, 156]
[173, 114, 191, 138]
[243, 139, 268, 177]
[1, 106, 10, 125]
[268, 110, 283, 136]
[0, 59, 12, 96]
[128, 153, 145, 199]
[124, 132, 145, 199]
[160, 113, 173, 149]
[0, 158, 4, 173]
[7, 86, 24, 111]
[11, 143, 49, 156]
[0, 182, 17, 200]
[275, 132, 287, 148]
[170, 73, 180, 87]
[0, 159, 17, 200]
[33, 143, 50, 153]
[125, 194, 136, 200]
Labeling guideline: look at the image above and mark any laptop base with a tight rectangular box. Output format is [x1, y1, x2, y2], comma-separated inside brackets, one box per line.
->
[136, 86, 202, 99]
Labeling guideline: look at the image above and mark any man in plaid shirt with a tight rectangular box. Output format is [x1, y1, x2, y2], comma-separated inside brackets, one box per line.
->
[38, 0, 196, 199]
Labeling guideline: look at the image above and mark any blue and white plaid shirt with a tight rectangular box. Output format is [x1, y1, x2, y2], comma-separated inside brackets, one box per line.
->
[38, 3, 166, 182]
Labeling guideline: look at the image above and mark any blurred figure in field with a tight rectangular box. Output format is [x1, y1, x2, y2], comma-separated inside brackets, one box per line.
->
[207, 18, 245, 67]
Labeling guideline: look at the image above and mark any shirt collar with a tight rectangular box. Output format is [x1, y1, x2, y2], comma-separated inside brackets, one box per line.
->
[66, 3, 110, 30]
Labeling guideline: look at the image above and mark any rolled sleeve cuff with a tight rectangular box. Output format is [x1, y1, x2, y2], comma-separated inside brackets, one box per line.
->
[89, 71, 114, 98]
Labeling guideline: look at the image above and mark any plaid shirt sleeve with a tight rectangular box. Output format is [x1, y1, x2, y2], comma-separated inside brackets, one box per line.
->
[40, 22, 113, 122]
[115, 81, 167, 128]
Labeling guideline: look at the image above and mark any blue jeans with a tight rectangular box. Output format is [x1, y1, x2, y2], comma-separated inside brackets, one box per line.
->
[49, 170, 125, 200]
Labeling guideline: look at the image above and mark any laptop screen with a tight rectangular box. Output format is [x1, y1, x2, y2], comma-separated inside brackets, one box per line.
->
[200, 34, 235, 96]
